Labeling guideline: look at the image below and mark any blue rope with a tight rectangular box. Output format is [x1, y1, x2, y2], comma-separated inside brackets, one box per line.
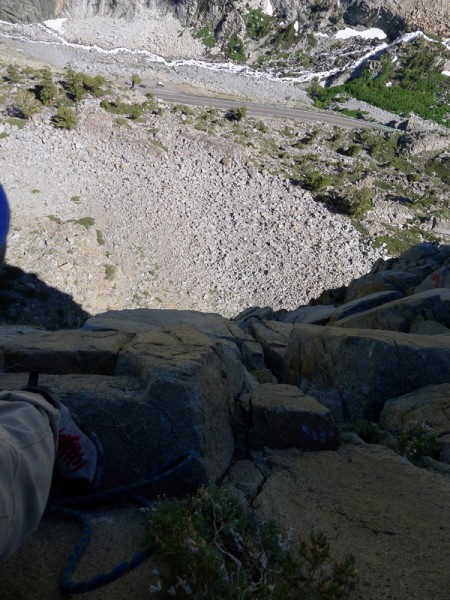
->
[45, 450, 195, 594]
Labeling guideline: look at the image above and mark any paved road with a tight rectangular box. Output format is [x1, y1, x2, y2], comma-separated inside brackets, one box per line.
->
[151, 88, 395, 131]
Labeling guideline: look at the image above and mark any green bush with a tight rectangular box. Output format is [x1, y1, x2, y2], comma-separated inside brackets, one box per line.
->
[306, 41, 449, 127]
[346, 187, 373, 218]
[194, 26, 215, 49]
[225, 106, 247, 122]
[5, 64, 21, 83]
[397, 423, 443, 464]
[343, 419, 378, 443]
[273, 22, 297, 49]
[128, 104, 142, 120]
[131, 74, 142, 88]
[307, 80, 339, 109]
[227, 33, 246, 62]
[81, 74, 106, 96]
[64, 69, 85, 102]
[37, 67, 57, 105]
[12, 89, 40, 119]
[146, 485, 357, 599]
[104, 264, 116, 280]
[52, 106, 78, 130]
[343, 44, 449, 127]
[244, 8, 271, 40]
[303, 170, 332, 191]
[315, 187, 373, 218]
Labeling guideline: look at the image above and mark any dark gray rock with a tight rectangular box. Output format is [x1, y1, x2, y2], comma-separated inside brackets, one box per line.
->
[0, 322, 248, 491]
[244, 384, 339, 451]
[379, 383, 450, 463]
[224, 459, 264, 499]
[332, 289, 450, 333]
[278, 304, 336, 325]
[284, 323, 450, 421]
[0, 329, 132, 375]
[84, 308, 247, 342]
[344, 271, 420, 302]
[240, 340, 277, 384]
[330, 290, 402, 323]
[250, 320, 292, 382]
[414, 266, 450, 293]
[0, 0, 59, 23]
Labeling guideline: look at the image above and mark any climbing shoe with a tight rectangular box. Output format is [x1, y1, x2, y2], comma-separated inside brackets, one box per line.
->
[56, 402, 98, 484]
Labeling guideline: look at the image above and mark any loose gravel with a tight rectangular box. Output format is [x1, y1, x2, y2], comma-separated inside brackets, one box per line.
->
[1, 95, 379, 317]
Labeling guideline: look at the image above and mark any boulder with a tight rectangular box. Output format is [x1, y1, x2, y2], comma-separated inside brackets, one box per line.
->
[330, 290, 402, 323]
[331, 289, 450, 333]
[224, 459, 264, 499]
[0, 322, 248, 490]
[0, 328, 132, 374]
[84, 308, 247, 342]
[244, 384, 338, 451]
[277, 304, 336, 325]
[250, 320, 293, 382]
[254, 445, 450, 600]
[284, 324, 450, 420]
[0, 0, 59, 23]
[414, 266, 450, 293]
[379, 383, 450, 462]
[396, 242, 441, 265]
[232, 306, 278, 327]
[344, 271, 419, 302]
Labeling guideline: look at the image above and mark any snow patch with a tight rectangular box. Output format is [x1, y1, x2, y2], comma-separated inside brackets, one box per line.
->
[335, 27, 387, 40]
[294, 21, 299, 35]
[43, 18, 67, 33]
[264, 0, 274, 17]
[442, 71, 450, 77]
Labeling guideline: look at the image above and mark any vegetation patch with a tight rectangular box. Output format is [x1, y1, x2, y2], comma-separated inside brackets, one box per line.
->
[308, 41, 450, 128]
[149, 139, 168, 152]
[225, 106, 248, 122]
[244, 8, 271, 40]
[315, 187, 373, 218]
[227, 33, 246, 62]
[397, 423, 443, 463]
[374, 226, 425, 255]
[52, 106, 78, 130]
[146, 485, 357, 599]
[104, 264, 116, 280]
[194, 26, 215, 49]
[71, 216, 95, 229]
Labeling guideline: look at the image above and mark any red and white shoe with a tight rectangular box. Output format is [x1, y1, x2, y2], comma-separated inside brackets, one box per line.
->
[56, 403, 98, 485]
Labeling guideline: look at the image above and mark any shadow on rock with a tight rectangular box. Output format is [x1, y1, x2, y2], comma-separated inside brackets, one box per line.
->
[0, 263, 90, 330]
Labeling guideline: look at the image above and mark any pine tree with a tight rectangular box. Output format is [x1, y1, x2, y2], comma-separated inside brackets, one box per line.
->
[131, 74, 142, 89]
[6, 64, 21, 83]
[65, 69, 84, 102]
[53, 106, 78, 130]
[37, 68, 57, 105]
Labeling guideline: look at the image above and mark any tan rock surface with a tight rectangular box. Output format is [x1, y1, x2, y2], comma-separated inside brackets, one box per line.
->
[0, 505, 155, 599]
[254, 444, 450, 600]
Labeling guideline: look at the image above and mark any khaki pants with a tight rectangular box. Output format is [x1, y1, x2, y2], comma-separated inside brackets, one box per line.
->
[0, 391, 60, 561]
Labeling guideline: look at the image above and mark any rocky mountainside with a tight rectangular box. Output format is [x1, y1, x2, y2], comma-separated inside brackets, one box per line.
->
[1, 0, 449, 37]
[1, 243, 450, 599]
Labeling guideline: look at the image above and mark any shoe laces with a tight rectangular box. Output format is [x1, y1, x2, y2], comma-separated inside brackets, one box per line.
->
[58, 427, 88, 473]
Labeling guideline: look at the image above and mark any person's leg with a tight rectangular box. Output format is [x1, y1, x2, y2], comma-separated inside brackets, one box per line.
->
[0, 391, 59, 561]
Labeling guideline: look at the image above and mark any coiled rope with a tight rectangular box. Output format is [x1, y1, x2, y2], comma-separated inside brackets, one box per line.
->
[45, 450, 195, 594]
